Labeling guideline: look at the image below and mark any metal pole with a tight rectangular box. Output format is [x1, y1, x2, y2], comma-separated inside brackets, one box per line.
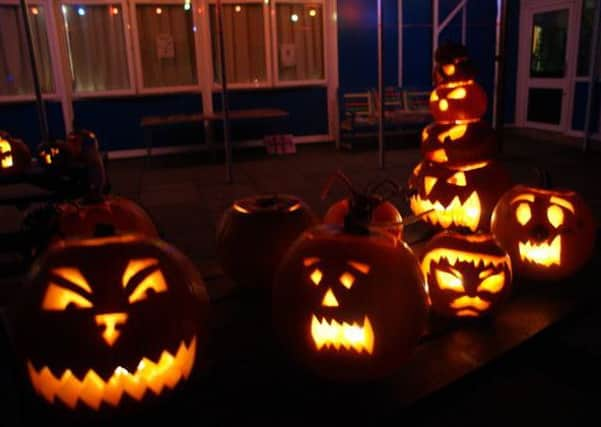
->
[215, 0, 232, 183]
[19, 0, 49, 144]
[377, 0, 384, 169]
[583, 4, 601, 152]
[494, 0, 508, 153]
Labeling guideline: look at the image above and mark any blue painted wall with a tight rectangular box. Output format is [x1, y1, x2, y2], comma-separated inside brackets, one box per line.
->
[503, 0, 519, 124]
[572, 82, 601, 133]
[0, 101, 64, 149]
[402, 0, 433, 90]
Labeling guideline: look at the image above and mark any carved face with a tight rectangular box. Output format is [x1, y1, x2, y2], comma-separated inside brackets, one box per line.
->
[37, 141, 72, 168]
[16, 235, 209, 412]
[432, 43, 476, 86]
[273, 225, 427, 381]
[421, 121, 497, 166]
[421, 232, 513, 318]
[429, 81, 487, 123]
[491, 185, 596, 281]
[0, 134, 31, 175]
[217, 194, 317, 289]
[408, 161, 512, 232]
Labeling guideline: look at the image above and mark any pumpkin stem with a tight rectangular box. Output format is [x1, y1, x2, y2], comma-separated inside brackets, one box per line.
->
[535, 168, 553, 189]
[320, 170, 359, 201]
[94, 223, 116, 237]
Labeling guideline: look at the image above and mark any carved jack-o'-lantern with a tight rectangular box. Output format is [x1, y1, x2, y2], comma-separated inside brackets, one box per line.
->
[421, 232, 513, 318]
[53, 195, 159, 243]
[0, 133, 31, 176]
[421, 121, 497, 166]
[408, 160, 512, 232]
[322, 171, 403, 241]
[273, 200, 427, 381]
[15, 235, 209, 413]
[491, 185, 596, 281]
[429, 81, 487, 123]
[37, 141, 73, 168]
[432, 42, 477, 86]
[217, 194, 317, 289]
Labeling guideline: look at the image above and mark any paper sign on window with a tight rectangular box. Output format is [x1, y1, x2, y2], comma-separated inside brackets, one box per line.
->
[156, 34, 175, 59]
[279, 43, 296, 67]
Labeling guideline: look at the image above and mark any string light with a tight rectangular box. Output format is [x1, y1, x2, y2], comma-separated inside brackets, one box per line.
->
[290, 13, 298, 22]
[155, 7, 162, 14]
[31, 7, 39, 15]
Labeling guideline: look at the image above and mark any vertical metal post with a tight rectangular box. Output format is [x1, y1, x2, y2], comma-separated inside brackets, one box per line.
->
[19, 0, 49, 144]
[377, 0, 384, 169]
[432, 0, 439, 56]
[495, 0, 508, 153]
[215, 0, 232, 183]
[461, 2, 467, 45]
[583, 3, 601, 152]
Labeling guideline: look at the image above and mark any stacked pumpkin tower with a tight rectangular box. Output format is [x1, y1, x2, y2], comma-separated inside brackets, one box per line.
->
[408, 43, 511, 233]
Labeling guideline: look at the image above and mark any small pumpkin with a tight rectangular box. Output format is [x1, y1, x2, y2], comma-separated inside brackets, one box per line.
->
[322, 171, 403, 240]
[0, 132, 31, 176]
[37, 140, 73, 169]
[14, 234, 209, 414]
[408, 160, 512, 232]
[216, 194, 317, 289]
[432, 42, 477, 86]
[421, 231, 513, 318]
[429, 81, 487, 123]
[491, 184, 596, 281]
[421, 121, 497, 166]
[273, 200, 427, 381]
[52, 195, 159, 242]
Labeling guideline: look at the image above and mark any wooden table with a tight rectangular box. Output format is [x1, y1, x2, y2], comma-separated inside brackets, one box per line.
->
[140, 108, 290, 159]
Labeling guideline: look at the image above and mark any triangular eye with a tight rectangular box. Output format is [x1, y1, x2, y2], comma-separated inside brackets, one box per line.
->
[123, 259, 168, 304]
[448, 87, 467, 99]
[446, 172, 466, 186]
[430, 91, 439, 102]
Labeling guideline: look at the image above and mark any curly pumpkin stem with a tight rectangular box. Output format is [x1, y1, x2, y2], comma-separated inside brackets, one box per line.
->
[535, 167, 553, 189]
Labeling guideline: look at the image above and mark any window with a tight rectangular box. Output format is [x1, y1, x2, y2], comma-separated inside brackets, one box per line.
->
[133, 3, 199, 89]
[0, 4, 54, 97]
[275, 2, 324, 82]
[577, 0, 597, 77]
[209, 3, 267, 85]
[61, 3, 131, 94]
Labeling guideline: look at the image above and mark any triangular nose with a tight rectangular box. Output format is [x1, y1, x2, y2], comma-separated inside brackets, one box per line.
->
[321, 288, 339, 307]
[95, 312, 128, 346]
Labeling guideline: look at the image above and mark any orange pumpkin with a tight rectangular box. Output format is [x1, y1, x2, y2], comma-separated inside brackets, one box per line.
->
[408, 160, 512, 232]
[432, 42, 477, 86]
[421, 231, 513, 318]
[491, 185, 596, 281]
[0, 132, 31, 176]
[429, 81, 488, 123]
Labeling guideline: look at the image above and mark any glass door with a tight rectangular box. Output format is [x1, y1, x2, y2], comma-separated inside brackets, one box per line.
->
[519, 1, 577, 131]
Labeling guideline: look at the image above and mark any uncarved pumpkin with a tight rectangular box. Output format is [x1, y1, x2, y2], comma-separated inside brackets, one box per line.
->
[421, 231, 513, 318]
[216, 194, 317, 289]
[491, 185, 596, 281]
[14, 234, 209, 414]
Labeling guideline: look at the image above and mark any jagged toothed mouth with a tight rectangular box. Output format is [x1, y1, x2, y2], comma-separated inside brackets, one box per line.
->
[518, 235, 561, 267]
[410, 192, 481, 231]
[27, 337, 196, 410]
[311, 315, 374, 355]
[421, 248, 509, 276]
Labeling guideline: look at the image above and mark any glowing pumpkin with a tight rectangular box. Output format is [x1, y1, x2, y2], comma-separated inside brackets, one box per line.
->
[421, 231, 513, 318]
[37, 141, 73, 168]
[14, 234, 209, 413]
[322, 171, 403, 240]
[53, 195, 159, 242]
[273, 199, 427, 381]
[421, 121, 497, 166]
[408, 160, 512, 232]
[432, 42, 477, 86]
[217, 194, 317, 289]
[429, 81, 487, 123]
[0, 133, 31, 176]
[491, 185, 596, 281]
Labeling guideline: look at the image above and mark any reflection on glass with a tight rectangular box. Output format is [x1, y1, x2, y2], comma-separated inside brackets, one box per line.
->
[210, 4, 267, 85]
[136, 4, 197, 88]
[62, 4, 130, 93]
[0, 5, 54, 96]
[577, 0, 597, 76]
[530, 9, 568, 78]
[276, 3, 324, 82]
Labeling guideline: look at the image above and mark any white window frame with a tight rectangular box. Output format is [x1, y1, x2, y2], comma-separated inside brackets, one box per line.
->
[0, 0, 60, 103]
[203, 0, 273, 91]
[60, 0, 137, 99]
[271, 0, 327, 87]
[129, 0, 203, 94]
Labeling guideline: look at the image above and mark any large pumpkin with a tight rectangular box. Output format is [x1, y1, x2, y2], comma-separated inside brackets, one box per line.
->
[0, 133, 31, 176]
[491, 185, 596, 281]
[14, 234, 209, 413]
[216, 194, 317, 289]
[273, 201, 427, 381]
[421, 231, 513, 318]
[53, 195, 159, 242]
[408, 160, 512, 232]
[421, 121, 497, 166]
[429, 81, 487, 123]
